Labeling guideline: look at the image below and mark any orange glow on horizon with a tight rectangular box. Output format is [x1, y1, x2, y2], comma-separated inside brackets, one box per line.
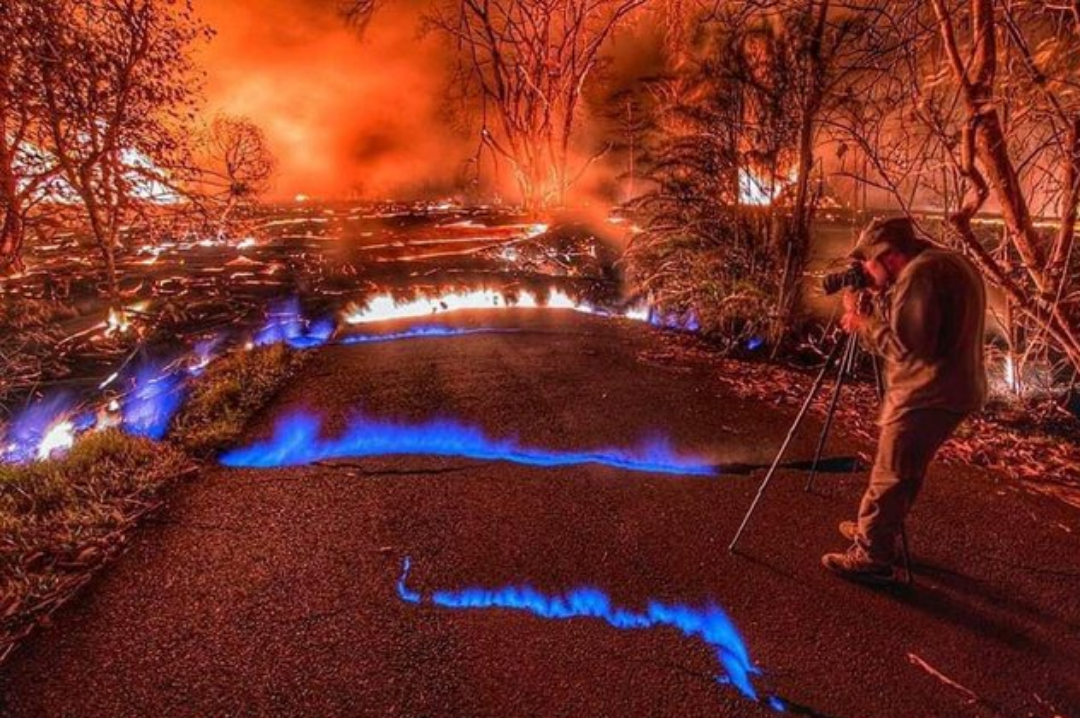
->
[193, 0, 469, 201]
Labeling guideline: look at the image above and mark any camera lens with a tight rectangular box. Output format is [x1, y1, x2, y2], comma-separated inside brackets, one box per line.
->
[821, 264, 867, 295]
[822, 273, 846, 295]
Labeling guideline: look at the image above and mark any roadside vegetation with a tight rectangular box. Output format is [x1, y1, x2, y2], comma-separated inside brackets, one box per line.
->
[0, 431, 191, 660]
[0, 341, 305, 660]
[170, 344, 305, 457]
[0, 297, 75, 412]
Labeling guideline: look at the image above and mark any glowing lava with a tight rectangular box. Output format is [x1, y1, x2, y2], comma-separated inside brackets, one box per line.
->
[219, 411, 715, 476]
[105, 307, 133, 337]
[396, 557, 773, 707]
[36, 419, 76, 461]
[344, 288, 631, 325]
[342, 287, 700, 333]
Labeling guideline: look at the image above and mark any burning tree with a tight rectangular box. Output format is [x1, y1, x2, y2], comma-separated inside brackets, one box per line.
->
[625, 1, 876, 346]
[191, 114, 276, 226]
[625, 12, 793, 344]
[26, 0, 208, 297]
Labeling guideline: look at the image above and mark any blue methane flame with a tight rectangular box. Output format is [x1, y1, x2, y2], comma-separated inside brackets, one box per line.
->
[189, 333, 227, 376]
[649, 308, 700, 333]
[219, 411, 715, 476]
[339, 325, 519, 345]
[254, 298, 335, 350]
[0, 392, 77, 463]
[396, 557, 768, 705]
[121, 362, 186, 440]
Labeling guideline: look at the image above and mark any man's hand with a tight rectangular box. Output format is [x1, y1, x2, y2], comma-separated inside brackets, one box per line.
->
[841, 290, 871, 333]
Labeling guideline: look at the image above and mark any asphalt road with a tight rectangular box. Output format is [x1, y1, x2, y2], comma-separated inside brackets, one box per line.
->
[2, 311, 1079, 718]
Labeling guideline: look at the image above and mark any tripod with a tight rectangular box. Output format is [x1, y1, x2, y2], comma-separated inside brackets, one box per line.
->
[727, 330, 913, 584]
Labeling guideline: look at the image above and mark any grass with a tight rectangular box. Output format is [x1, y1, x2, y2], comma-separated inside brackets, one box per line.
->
[170, 343, 306, 457]
[0, 430, 192, 658]
[0, 341, 306, 661]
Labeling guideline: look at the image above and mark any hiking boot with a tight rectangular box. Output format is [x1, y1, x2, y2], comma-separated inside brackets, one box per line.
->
[821, 545, 897, 586]
[839, 520, 858, 541]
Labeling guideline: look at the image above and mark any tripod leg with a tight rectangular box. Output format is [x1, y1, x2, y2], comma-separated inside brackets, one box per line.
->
[805, 335, 858, 492]
[871, 352, 885, 401]
[729, 338, 845, 552]
[899, 523, 914, 586]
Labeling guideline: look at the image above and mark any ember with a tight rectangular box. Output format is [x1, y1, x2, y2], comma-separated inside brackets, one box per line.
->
[105, 308, 133, 338]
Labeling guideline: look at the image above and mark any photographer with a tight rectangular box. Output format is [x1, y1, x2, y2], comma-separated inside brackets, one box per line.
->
[822, 217, 987, 585]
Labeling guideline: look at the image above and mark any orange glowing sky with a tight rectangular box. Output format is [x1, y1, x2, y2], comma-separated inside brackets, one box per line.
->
[194, 0, 468, 201]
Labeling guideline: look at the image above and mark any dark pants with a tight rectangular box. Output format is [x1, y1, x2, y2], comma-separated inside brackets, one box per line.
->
[856, 408, 966, 564]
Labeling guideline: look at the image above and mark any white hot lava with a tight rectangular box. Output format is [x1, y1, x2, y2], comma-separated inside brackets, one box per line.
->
[343, 288, 648, 325]
[37, 419, 75, 461]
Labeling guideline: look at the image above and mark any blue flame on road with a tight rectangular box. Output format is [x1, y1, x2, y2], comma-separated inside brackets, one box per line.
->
[339, 325, 519, 345]
[219, 411, 715, 476]
[396, 557, 771, 706]
[254, 298, 335, 350]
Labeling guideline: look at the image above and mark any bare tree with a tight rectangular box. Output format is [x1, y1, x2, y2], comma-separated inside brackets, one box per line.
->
[340, 0, 386, 30]
[193, 114, 276, 226]
[833, 1, 1080, 376]
[350, 0, 645, 210]
[726, 2, 890, 337]
[29, 0, 207, 297]
[0, 1, 60, 273]
[428, 0, 651, 210]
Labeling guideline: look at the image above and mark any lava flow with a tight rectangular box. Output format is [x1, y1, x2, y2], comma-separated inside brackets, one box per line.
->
[343, 287, 647, 325]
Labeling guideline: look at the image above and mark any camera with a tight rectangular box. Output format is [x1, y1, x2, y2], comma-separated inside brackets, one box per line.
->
[822, 262, 870, 295]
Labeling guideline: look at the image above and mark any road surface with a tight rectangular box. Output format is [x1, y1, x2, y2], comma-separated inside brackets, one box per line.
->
[2, 311, 1078, 718]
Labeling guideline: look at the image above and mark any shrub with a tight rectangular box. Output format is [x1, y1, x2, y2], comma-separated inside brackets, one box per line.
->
[170, 343, 304, 457]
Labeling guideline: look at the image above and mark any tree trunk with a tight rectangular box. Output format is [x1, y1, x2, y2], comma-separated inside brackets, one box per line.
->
[774, 0, 829, 344]
[0, 204, 25, 273]
[1050, 117, 1080, 285]
[82, 191, 120, 300]
[931, 0, 1080, 368]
